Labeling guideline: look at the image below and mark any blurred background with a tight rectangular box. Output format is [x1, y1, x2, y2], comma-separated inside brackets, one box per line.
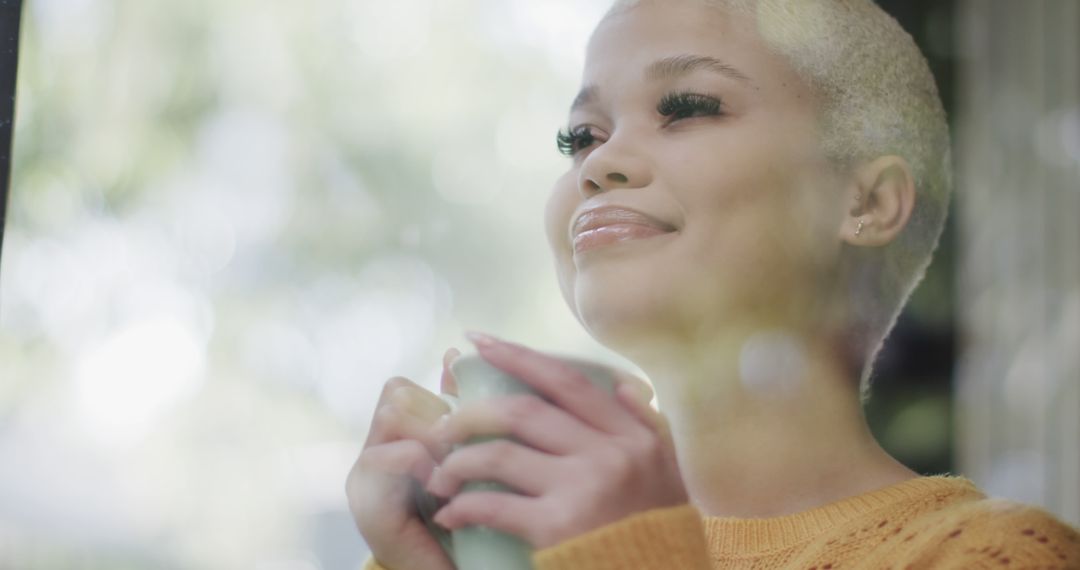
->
[0, 0, 1076, 568]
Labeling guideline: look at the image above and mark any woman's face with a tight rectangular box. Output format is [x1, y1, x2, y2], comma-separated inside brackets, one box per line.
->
[545, 0, 849, 351]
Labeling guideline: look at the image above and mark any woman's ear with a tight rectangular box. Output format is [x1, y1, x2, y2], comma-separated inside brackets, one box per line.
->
[839, 155, 916, 247]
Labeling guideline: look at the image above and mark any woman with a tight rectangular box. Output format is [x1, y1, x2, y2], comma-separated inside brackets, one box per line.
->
[348, 0, 1080, 568]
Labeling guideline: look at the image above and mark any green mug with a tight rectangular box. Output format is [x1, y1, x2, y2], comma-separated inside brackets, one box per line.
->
[415, 352, 620, 570]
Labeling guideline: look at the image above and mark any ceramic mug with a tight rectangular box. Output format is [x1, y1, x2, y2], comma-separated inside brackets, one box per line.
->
[415, 352, 620, 570]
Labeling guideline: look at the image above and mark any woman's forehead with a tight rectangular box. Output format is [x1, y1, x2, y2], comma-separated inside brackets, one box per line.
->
[584, 2, 773, 79]
[579, 1, 808, 103]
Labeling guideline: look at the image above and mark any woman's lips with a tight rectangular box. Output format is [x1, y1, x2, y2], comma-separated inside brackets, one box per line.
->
[571, 206, 677, 254]
[573, 223, 674, 254]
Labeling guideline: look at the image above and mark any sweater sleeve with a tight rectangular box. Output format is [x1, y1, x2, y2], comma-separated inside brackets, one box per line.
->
[904, 499, 1080, 569]
[362, 504, 712, 570]
[532, 503, 713, 570]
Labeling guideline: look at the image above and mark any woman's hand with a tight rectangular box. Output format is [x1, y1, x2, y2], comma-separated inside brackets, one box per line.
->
[424, 333, 688, 549]
[346, 349, 461, 570]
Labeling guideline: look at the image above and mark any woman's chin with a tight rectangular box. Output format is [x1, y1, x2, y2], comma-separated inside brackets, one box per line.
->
[575, 296, 675, 352]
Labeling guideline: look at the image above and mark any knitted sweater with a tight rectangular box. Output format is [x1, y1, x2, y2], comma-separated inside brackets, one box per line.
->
[364, 475, 1080, 569]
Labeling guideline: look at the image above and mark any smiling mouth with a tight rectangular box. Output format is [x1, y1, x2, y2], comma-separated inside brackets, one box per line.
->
[571, 206, 677, 254]
[573, 223, 676, 254]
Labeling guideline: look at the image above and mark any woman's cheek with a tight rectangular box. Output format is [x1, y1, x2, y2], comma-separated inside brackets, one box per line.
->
[544, 173, 579, 254]
[544, 173, 583, 318]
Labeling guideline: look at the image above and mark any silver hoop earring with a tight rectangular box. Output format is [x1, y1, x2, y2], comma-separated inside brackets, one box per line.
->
[855, 219, 865, 237]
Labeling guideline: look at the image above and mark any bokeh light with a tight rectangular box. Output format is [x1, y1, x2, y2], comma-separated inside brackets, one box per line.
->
[3, 0, 1078, 568]
[0, 0, 614, 567]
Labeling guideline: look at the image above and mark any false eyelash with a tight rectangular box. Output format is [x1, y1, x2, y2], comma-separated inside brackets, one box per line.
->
[555, 92, 722, 157]
[556, 125, 596, 157]
[657, 91, 724, 121]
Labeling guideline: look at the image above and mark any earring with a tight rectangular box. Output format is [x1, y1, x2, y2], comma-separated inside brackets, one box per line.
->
[855, 219, 865, 237]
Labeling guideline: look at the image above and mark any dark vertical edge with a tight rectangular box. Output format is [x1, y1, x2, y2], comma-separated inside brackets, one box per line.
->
[0, 0, 23, 270]
[862, 0, 959, 476]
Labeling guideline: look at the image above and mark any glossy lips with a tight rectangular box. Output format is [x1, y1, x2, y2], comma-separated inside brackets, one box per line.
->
[571, 206, 677, 254]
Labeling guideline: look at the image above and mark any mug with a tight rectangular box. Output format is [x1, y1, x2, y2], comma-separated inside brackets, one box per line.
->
[415, 352, 620, 570]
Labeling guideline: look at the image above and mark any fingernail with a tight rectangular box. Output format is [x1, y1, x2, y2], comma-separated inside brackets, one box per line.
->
[443, 347, 461, 368]
[464, 331, 498, 348]
[426, 471, 445, 497]
[433, 508, 453, 529]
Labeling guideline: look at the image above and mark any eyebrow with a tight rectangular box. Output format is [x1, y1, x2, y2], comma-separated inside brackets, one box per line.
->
[646, 54, 752, 84]
[569, 54, 752, 113]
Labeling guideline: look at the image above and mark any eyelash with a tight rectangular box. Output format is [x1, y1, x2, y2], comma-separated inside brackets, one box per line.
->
[556, 91, 725, 157]
[657, 91, 724, 121]
[556, 126, 595, 157]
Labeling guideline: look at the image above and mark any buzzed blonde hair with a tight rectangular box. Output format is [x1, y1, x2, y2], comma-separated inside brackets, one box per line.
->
[607, 0, 952, 400]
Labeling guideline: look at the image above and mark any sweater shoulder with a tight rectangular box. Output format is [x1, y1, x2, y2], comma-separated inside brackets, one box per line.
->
[880, 498, 1080, 568]
[533, 503, 713, 570]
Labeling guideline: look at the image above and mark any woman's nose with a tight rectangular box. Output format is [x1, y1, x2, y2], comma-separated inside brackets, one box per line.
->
[578, 136, 651, 196]
[584, 172, 629, 192]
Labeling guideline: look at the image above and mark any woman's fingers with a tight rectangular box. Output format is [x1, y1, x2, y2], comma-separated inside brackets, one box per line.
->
[615, 381, 667, 435]
[426, 439, 555, 499]
[369, 377, 448, 435]
[431, 491, 551, 547]
[348, 373, 461, 570]
[389, 384, 452, 424]
[441, 347, 460, 396]
[351, 438, 440, 491]
[438, 394, 603, 455]
[348, 440, 441, 539]
[464, 332, 641, 436]
[369, 403, 452, 459]
[365, 376, 454, 461]
[347, 437, 457, 570]
[614, 370, 654, 407]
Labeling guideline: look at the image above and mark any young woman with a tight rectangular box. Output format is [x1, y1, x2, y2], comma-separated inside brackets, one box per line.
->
[348, 0, 1080, 568]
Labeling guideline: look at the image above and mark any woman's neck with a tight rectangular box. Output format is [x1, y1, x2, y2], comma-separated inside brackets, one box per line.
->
[626, 327, 918, 518]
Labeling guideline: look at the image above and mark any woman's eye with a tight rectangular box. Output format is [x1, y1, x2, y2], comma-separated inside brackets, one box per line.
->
[556, 125, 600, 157]
[657, 92, 724, 122]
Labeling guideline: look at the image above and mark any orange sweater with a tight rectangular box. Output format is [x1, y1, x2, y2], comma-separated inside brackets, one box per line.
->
[364, 475, 1080, 569]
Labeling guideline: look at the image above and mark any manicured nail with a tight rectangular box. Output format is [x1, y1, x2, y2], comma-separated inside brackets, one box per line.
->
[465, 331, 499, 348]
[426, 470, 446, 497]
[443, 347, 461, 367]
[433, 508, 453, 529]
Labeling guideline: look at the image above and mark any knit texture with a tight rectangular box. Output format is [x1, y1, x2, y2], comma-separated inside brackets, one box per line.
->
[363, 475, 1080, 569]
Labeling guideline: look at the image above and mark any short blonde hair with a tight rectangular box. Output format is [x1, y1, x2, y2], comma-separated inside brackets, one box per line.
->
[606, 0, 952, 400]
